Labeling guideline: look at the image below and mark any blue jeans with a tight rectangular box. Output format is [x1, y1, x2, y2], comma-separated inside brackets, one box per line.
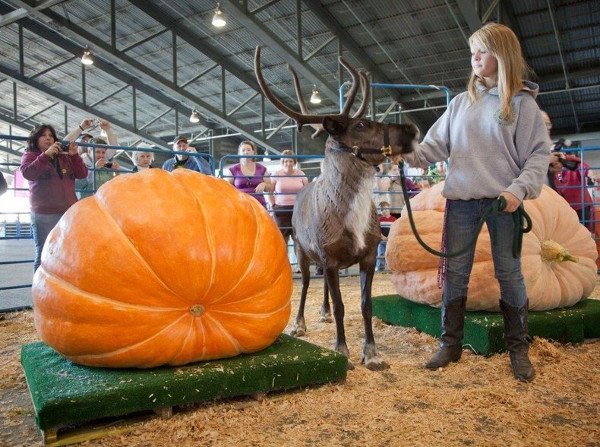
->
[444, 199, 527, 308]
[376, 240, 387, 270]
[31, 212, 63, 272]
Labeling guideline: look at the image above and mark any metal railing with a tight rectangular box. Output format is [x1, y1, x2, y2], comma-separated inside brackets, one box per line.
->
[2, 136, 600, 312]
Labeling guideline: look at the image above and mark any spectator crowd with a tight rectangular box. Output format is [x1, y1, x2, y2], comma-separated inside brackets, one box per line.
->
[14, 112, 598, 276]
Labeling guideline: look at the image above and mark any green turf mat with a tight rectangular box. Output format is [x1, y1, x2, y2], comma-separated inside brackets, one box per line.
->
[373, 296, 600, 356]
[21, 334, 347, 431]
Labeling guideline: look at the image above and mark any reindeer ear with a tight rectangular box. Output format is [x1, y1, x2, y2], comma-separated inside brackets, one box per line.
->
[322, 116, 348, 136]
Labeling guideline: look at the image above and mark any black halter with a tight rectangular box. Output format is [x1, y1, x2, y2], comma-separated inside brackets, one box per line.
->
[328, 124, 393, 163]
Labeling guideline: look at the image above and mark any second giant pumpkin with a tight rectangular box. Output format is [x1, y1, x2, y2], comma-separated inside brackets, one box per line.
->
[386, 182, 597, 311]
[33, 169, 292, 368]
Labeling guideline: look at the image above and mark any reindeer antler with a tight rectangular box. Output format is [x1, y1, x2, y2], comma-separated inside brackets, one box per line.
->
[254, 46, 367, 132]
[289, 64, 310, 116]
[288, 63, 324, 138]
[353, 71, 370, 119]
[338, 56, 360, 116]
[307, 70, 370, 139]
[255, 47, 323, 131]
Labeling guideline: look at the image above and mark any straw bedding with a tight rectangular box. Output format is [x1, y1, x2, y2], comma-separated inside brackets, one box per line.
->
[1, 275, 599, 446]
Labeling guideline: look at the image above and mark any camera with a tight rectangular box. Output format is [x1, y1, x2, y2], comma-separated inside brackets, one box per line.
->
[557, 156, 579, 170]
[104, 162, 113, 169]
[552, 137, 572, 152]
[552, 138, 579, 170]
[60, 141, 70, 152]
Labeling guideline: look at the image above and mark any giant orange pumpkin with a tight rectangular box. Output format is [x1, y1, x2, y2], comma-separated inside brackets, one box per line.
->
[386, 182, 597, 311]
[33, 169, 292, 368]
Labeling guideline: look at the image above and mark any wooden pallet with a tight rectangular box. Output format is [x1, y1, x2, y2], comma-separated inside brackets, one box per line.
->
[40, 391, 298, 446]
[42, 413, 151, 446]
[22, 335, 347, 445]
[373, 296, 600, 355]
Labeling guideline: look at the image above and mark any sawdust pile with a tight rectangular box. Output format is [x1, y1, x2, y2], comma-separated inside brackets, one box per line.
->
[1, 275, 599, 446]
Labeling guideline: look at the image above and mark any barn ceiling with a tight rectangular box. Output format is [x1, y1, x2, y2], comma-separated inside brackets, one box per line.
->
[0, 0, 598, 168]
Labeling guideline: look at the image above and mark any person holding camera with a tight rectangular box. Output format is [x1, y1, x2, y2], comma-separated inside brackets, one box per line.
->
[74, 119, 120, 198]
[20, 124, 88, 272]
[542, 111, 594, 234]
[553, 149, 594, 234]
[70, 118, 118, 160]
[541, 111, 565, 190]
[77, 142, 121, 198]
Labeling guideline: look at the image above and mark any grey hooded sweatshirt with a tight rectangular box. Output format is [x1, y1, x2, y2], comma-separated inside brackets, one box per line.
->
[404, 81, 551, 202]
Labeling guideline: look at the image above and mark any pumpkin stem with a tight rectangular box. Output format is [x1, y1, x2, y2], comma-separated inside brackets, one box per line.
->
[190, 304, 205, 316]
[540, 240, 578, 263]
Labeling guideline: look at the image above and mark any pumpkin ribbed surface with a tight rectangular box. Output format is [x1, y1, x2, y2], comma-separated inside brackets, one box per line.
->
[33, 169, 292, 368]
[386, 182, 597, 311]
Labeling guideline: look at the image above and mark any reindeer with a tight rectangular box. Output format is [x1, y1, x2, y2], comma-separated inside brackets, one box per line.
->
[255, 47, 418, 370]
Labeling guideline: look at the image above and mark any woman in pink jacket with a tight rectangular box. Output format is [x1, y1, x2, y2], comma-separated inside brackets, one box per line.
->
[269, 150, 308, 264]
[20, 124, 88, 271]
[553, 153, 594, 234]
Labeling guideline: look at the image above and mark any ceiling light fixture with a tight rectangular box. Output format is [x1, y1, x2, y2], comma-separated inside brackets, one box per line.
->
[189, 109, 200, 123]
[81, 47, 94, 66]
[310, 85, 322, 104]
[212, 3, 226, 28]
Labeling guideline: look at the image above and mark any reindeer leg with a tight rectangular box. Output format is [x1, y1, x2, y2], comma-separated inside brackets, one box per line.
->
[290, 247, 310, 337]
[320, 276, 333, 323]
[359, 257, 389, 371]
[325, 265, 353, 369]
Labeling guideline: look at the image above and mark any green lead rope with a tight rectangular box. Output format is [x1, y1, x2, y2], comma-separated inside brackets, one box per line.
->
[509, 203, 533, 258]
[398, 161, 532, 259]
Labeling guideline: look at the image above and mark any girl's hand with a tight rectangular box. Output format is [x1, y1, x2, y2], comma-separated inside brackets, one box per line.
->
[99, 119, 111, 130]
[499, 191, 521, 213]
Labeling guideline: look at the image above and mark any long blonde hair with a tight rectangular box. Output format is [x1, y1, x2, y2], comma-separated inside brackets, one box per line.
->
[467, 23, 531, 123]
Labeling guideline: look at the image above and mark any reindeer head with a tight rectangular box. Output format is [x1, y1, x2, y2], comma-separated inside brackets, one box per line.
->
[321, 116, 418, 166]
[254, 46, 418, 166]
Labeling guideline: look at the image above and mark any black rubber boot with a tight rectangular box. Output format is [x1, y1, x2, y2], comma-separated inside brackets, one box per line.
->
[500, 300, 535, 382]
[425, 297, 467, 370]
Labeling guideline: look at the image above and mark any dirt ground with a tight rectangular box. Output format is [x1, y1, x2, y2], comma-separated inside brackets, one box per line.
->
[1, 274, 599, 447]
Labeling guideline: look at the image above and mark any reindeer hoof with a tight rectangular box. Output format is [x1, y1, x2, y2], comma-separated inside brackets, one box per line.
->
[363, 356, 389, 371]
[334, 346, 353, 370]
[319, 312, 333, 323]
[290, 327, 306, 337]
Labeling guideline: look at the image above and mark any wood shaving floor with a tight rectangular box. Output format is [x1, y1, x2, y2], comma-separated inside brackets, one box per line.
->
[1, 274, 599, 446]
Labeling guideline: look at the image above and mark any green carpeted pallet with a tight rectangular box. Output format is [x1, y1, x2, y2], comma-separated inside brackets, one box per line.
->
[373, 296, 600, 356]
[21, 334, 347, 436]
